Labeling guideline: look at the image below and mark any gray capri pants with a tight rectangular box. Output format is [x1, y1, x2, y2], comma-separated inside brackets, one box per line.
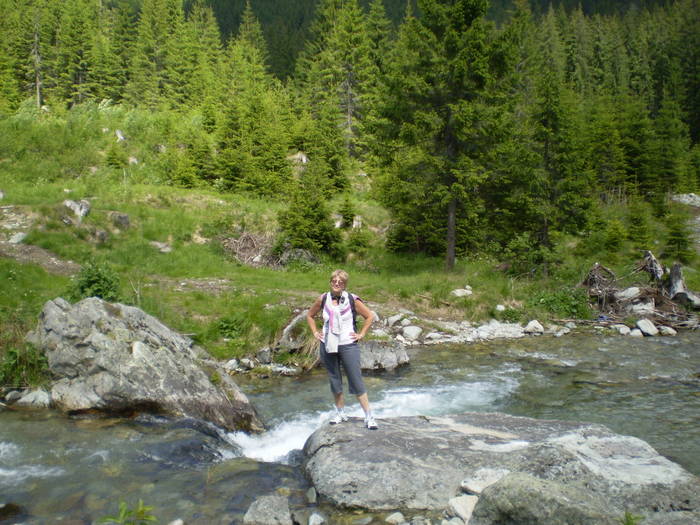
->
[320, 342, 366, 396]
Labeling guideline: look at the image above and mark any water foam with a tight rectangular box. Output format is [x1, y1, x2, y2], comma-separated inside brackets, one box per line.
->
[228, 374, 518, 463]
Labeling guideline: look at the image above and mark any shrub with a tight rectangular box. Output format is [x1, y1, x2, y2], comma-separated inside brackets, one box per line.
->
[527, 287, 592, 319]
[0, 344, 49, 388]
[69, 259, 121, 302]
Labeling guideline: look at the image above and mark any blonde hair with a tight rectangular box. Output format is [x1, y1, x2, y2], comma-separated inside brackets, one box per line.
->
[330, 269, 349, 284]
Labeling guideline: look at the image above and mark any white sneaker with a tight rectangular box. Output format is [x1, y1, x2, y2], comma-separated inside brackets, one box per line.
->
[330, 411, 348, 424]
[365, 415, 378, 430]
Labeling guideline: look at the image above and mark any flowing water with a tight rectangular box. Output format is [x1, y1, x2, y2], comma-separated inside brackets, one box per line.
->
[1, 332, 699, 524]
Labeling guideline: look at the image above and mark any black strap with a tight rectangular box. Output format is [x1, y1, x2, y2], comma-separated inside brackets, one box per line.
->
[321, 292, 358, 332]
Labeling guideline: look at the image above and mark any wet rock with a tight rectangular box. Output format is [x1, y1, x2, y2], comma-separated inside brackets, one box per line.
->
[308, 512, 325, 525]
[0, 503, 24, 521]
[26, 297, 263, 432]
[461, 468, 510, 495]
[659, 325, 677, 336]
[243, 493, 293, 525]
[385, 511, 405, 524]
[257, 347, 272, 364]
[636, 318, 659, 336]
[16, 388, 51, 408]
[524, 320, 544, 334]
[360, 340, 410, 371]
[469, 473, 617, 525]
[611, 324, 631, 336]
[448, 495, 478, 522]
[303, 412, 700, 522]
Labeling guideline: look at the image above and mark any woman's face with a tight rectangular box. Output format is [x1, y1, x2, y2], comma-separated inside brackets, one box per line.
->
[330, 277, 346, 295]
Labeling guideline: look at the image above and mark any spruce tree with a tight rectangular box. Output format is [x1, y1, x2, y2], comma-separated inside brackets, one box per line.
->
[374, 0, 514, 270]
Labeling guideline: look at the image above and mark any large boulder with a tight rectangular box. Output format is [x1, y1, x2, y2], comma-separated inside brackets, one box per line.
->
[26, 297, 264, 432]
[359, 341, 409, 371]
[302, 412, 699, 524]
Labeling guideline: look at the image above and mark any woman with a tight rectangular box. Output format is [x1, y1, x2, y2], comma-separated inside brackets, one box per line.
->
[306, 269, 378, 429]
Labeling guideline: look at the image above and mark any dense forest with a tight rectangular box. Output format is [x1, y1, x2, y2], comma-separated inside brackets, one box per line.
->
[1, 0, 699, 271]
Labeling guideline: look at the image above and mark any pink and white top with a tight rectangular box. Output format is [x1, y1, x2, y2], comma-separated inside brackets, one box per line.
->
[322, 291, 355, 352]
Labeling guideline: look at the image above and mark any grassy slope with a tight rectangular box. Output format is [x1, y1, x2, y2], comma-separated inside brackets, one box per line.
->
[1, 104, 698, 380]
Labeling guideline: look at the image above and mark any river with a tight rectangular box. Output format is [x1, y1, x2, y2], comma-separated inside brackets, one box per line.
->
[1, 331, 698, 524]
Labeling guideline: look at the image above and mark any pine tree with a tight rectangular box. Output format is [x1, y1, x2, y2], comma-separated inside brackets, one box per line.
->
[374, 0, 511, 269]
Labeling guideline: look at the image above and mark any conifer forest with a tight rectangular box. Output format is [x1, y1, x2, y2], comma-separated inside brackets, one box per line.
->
[1, 0, 699, 271]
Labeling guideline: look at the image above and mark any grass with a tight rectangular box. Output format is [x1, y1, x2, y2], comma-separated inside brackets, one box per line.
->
[1, 103, 698, 387]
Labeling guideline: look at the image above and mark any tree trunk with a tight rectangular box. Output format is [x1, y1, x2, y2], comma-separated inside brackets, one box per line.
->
[445, 197, 457, 271]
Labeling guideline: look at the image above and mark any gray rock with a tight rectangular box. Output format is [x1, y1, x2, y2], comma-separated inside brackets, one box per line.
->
[636, 318, 659, 336]
[495, 304, 506, 312]
[4, 390, 22, 403]
[450, 289, 473, 298]
[26, 297, 263, 432]
[16, 388, 51, 408]
[306, 487, 317, 504]
[149, 241, 172, 253]
[615, 287, 641, 301]
[303, 412, 699, 519]
[277, 311, 308, 352]
[243, 494, 293, 525]
[308, 512, 325, 525]
[257, 347, 272, 364]
[385, 512, 405, 524]
[8, 232, 27, 244]
[448, 495, 478, 522]
[469, 473, 618, 525]
[240, 358, 256, 370]
[611, 324, 631, 336]
[360, 340, 409, 371]
[63, 199, 90, 221]
[109, 212, 130, 230]
[524, 320, 544, 334]
[630, 328, 644, 337]
[658, 325, 677, 336]
[461, 468, 510, 495]
[386, 314, 403, 327]
[402, 325, 423, 341]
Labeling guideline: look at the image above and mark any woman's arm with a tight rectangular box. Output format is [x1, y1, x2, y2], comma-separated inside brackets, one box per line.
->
[306, 296, 324, 341]
[352, 298, 374, 341]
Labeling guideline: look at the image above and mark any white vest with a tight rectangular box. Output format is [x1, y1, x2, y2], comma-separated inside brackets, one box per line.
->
[322, 291, 355, 352]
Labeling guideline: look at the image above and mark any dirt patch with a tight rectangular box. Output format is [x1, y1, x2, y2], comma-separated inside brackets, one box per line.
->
[0, 242, 81, 276]
[0, 205, 82, 276]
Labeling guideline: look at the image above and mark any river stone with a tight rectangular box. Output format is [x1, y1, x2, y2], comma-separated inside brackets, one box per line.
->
[359, 340, 409, 371]
[658, 325, 677, 336]
[385, 511, 405, 524]
[611, 324, 631, 336]
[469, 472, 617, 525]
[386, 314, 403, 327]
[26, 297, 263, 432]
[448, 495, 478, 522]
[243, 494, 293, 525]
[524, 320, 544, 334]
[302, 412, 700, 523]
[402, 325, 423, 341]
[461, 467, 510, 495]
[630, 328, 644, 337]
[308, 512, 325, 525]
[15, 388, 51, 408]
[636, 318, 659, 336]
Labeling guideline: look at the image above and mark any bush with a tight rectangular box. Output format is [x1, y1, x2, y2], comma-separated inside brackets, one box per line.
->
[527, 287, 592, 319]
[69, 259, 121, 302]
[0, 344, 49, 388]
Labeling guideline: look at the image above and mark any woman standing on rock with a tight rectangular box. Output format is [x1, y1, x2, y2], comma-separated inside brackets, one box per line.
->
[306, 269, 378, 429]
